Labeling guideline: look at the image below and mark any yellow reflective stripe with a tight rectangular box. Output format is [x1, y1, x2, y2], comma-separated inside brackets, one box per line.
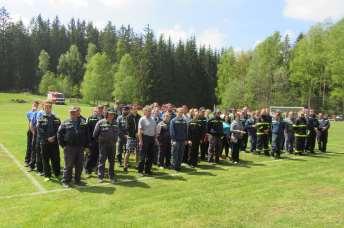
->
[256, 123, 270, 126]
[293, 125, 307, 128]
[256, 133, 268, 135]
[295, 134, 307, 137]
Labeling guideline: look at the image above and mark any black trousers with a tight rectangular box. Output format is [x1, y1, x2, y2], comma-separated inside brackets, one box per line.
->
[295, 136, 306, 154]
[188, 139, 200, 166]
[117, 135, 127, 164]
[41, 142, 60, 178]
[257, 134, 269, 155]
[306, 131, 316, 152]
[62, 146, 84, 183]
[200, 135, 208, 160]
[222, 136, 230, 157]
[231, 140, 241, 162]
[318, 131, 328, 152]
[25, 130, 33, 164]
[85, 140, 99, 174]
[240, 132, 248, 151]
[138, 135, 155, 174]
[30, 136, 43, 172]
[158, 142, 171, 168]
[98, 142, 115, 179]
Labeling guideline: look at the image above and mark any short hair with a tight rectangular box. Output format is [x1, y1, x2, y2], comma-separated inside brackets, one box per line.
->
[43, 100, 52, 106]
[143, 105, 152, 112]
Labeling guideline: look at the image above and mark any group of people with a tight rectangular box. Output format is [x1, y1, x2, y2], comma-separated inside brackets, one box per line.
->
[24, 101, 331, 188]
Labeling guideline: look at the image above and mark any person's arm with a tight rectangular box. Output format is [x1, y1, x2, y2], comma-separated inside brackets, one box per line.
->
[93, 120, 101, 139]
[137, 118, 143, 146]
[169, 119, 175, 141]
[57, 123, 66, 147]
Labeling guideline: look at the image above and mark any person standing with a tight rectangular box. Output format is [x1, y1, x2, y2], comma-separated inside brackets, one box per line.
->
[36, 101, 61, 181]
[271, 112, 285, 159]
[207, 110, 224, 163]
[245, 111, 257, 153]
[137, 106, 157, 175]
[293, 112, 308, 155]
[317, 113, 330, 152]
[156, 112, 172, 168]
[93, 108, 118, 183]
[198, 108, 208, 161]
[170, 108, 188, 171]
[25, 101, 39, 166]
[57, 107, 89, 188]
[117, 106, 130, 167]
[256, 109, 271, 155]
[222, 115, 231, 158]
[230, 112, 245, 164]
[306, 110, 319, 153]
[284, 111, 295, 154]
[188, 111, 203, 167]
[123, 105, 141, 172]
[240, 107, 249, 152]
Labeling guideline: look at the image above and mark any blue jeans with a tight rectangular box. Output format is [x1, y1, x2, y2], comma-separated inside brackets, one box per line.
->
[171, 141, 185, 170]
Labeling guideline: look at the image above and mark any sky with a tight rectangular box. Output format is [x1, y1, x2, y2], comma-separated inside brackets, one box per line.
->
[1, 0, 344, 50]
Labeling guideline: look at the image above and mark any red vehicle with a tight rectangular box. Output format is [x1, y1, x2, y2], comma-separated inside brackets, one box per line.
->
[47, 91, 65, 105]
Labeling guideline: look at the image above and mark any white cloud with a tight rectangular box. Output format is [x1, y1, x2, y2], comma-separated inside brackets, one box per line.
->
[284, 0, 344, 22]
[98, 0, 130, 9]
[158, 25, 193, 43]
[11, 13, 30, 25]
[198, 28, 227, 49]
[49, 0, 89, 8]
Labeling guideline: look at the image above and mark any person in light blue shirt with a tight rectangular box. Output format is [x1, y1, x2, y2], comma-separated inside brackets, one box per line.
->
[222, 115, 231, 158]
[25, 101, 39, 166]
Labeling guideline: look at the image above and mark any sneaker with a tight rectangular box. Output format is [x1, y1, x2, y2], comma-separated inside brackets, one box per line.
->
[74, 181, 85, 186]
[138, 172, 145, 177]
[233, 161, 238, 165]
[110, 178, 116, 184]
[98, 179, 104, 183]
[159, 166, 164, 170]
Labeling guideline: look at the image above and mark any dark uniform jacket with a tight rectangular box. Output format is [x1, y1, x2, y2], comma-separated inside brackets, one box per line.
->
[87, 114, 102, 141]
[117, 115, 129, 137]
[307, 115, 319, 133]
[293, 117, 308, 137]
[37, 112, 61, 144]
[157, 120, 171, 144]
[93, 119, 119, 144]
[188, 119, 203, 141]
[57, 118, 89, 147]
[207, 117, 224, 137]
[256, 115, 271, 135]
[127, 113, 141, 138]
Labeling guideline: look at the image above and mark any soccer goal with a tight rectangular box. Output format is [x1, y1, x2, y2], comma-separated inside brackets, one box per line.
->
[269, 106, 304, 116]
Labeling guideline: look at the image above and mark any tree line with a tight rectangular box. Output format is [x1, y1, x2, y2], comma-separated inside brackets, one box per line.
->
[1, 6, 344, 113]
[217, 21, 344, 114]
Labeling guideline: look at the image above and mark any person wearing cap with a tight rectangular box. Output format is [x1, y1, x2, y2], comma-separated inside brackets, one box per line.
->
[36, 101, 61, 181]
[207, 109, 224, 163]
[84, 106, 103, 176]
[123, 104, 141, 172]
[170, 107, 188, 171]
[293, 111, 308, 155]
[137, 106, 157, 175]
[271, 112, 285, 159]
[198, 107, 208, 161]
[117, 105, 130, 167]
[93, 108, 118, 183]
[57, 106, 89, 187]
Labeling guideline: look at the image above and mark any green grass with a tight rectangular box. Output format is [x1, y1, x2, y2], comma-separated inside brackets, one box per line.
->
[0, 92, 344, 227]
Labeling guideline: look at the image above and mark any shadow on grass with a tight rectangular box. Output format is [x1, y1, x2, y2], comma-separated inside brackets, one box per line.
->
[280, 156, 306, 161]
[76, 185, 116, 194]
[197, 164, 226, 170]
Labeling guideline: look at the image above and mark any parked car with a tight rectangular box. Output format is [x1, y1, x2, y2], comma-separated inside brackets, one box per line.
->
[47, 91, 65, 105]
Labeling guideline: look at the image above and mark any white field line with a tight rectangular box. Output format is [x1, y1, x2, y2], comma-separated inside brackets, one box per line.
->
[0, 173, 180, 200]
[0, 143, 46, 192]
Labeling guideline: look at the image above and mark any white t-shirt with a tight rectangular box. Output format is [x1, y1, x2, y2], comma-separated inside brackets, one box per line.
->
[138, 116, 156, 137]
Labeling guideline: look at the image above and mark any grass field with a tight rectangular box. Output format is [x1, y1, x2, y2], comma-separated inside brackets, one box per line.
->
[0, 92, 344, 227]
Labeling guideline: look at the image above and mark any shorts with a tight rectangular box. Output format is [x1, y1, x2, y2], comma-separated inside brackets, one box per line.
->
[126, 137, 137, 152]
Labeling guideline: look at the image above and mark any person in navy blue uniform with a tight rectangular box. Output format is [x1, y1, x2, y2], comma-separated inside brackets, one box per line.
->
[317, 113, 330, 152]
[271, 112, 285, 159]
[245, 111, 257, 153]
[207, 110, 224, 163]
[306, 109, 319, 153]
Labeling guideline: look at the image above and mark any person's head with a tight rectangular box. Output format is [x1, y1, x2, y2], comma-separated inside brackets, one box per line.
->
[261, 108, 267, 115]
[106, 108, 116, 122]
[43, 101, 52, 114]
[275, 111, 282, 120]
[76, 107, 81, 117]
[214, 109, 221, 118]
[224, 115, 230, 122]
[98, 105, 104, 115]
[176, 107, 184, 118]
[69, 106, 78, 120]
[299, 111, 305, 118]
[162, 112, 171, 122]
[32, 101, 39, 111]
[92, 107, 98, 115]
[287, 111, 293, 119]
[319, 113, 323, 119]
[122, 106, 130, 116]
[143, 106, 152, 117]
[199, 108, 205, 117]
[235, 112, 241, 121]
[131, 104, 138, 115]
[182, 105, 188, 114]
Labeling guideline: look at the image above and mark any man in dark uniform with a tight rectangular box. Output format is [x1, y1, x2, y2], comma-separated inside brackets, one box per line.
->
[84, 106, 103, 176]
[256, 109, 271, 155]
[198, 108, 208, 161]
[207, 110, 224, 163]
[293, 112, 308, 155]
[57, 106, 89, 188]
[93, 108, 118, 183]
[245, 111, 257, 153]
[123, 105, 141, 172]
[188, 111, 203, 167]
[240, 107, 249, 152]
[306, 109, 319, 153]
[317, 113, 330, 152]
[156, 112, 172, 168]
[36, 101, 61, 181]
[271, 112, 285, 159]
[117, 106, 130, 167]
